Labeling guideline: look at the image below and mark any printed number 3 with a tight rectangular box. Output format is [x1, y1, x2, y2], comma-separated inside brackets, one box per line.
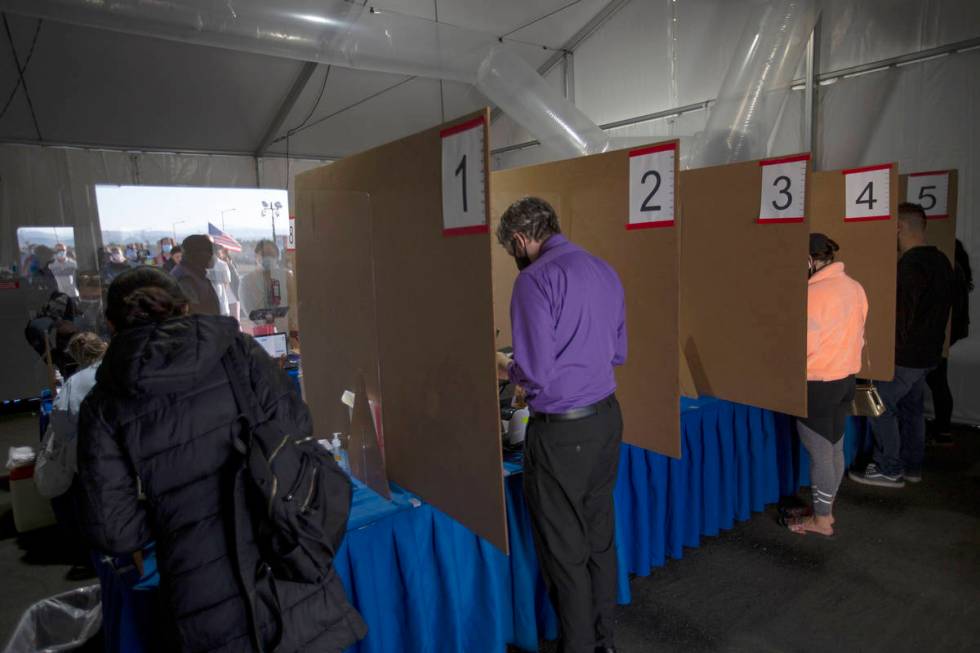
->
[772, 175, 793, 211]
[455, 154, 468, 212]
[640, 170, 661, 212]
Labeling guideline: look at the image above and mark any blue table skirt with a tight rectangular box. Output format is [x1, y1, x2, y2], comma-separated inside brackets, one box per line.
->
[337, 398, 871, 653]
[92, 397, 871, 653]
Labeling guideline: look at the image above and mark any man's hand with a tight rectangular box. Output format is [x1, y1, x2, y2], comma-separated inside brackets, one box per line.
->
[496, 351, 513, 381]
[513, 384, 528, 409]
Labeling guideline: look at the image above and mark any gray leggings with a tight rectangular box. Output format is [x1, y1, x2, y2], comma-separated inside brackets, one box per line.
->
[797, 422, 845, 516]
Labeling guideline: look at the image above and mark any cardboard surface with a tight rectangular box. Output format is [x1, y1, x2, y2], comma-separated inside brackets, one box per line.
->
[295, 110, 508, 552]
[679, 158, 809, 417]
[810, 166, 898, 381]
[899, 171, 958, 264]
[491, 143, 681, 458]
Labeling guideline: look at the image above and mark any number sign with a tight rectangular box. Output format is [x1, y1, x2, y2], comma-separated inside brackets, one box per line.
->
[843, 164, 891, 222]
[628, 143, 676, 230]
[440, 116, 488, 236]
[758, 154, 809, 223]
[906, 171, 949, 219]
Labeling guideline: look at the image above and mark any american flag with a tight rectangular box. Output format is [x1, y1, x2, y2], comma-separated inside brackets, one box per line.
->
[208, 223, 242, 253]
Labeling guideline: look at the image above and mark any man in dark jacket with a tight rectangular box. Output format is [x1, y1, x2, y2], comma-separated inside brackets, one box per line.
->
[76, 267, 365, 652]
[851, 203, 954, 488]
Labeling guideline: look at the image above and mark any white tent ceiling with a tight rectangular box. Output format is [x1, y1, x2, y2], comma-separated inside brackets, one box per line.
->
[0, 0, 610, 159]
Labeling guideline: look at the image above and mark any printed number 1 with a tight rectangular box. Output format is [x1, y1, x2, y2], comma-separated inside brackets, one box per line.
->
[455, 154, 468, 213]
[857, 181, 876, 209]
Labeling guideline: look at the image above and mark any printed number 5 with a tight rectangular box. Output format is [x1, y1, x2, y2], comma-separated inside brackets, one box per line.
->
[917, 185, 937, 211]
[640, 170, 661, 212]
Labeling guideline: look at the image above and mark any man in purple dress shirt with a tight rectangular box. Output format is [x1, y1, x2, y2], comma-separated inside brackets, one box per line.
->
[496, 197, 626, 653]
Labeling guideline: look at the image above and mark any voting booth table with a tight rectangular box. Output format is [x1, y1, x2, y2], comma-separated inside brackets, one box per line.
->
[286, 111, 910, 652]
[331, 398, 869, 653]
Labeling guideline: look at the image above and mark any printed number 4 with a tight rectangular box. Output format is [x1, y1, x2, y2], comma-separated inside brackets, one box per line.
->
[455, 154, 468, 213]
[640, 170, 661, 212]
[857, 181, 876, 209]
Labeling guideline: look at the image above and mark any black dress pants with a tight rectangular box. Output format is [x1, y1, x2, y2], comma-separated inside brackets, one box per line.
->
[523, 395, 623, 653]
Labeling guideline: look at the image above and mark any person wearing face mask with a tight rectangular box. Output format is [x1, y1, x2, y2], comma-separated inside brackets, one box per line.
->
[240, 239, 297, 333]
[155, 237, 176, 270]
[124, 244, 139, 265]
[102, 246, 133, 286]
[47, 243, 79, 299]
[171, 235, 221, 316]
[782, 234, 867, 537]
[494, 197, 626, 653]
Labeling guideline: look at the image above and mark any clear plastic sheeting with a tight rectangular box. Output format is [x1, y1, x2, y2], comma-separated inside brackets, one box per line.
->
[687, 0, 818, 168]
[476, 47, 609, 159]
[1, 585, 101, 653]
[1, 0, 608, 165]
[815, 49, 980, 425]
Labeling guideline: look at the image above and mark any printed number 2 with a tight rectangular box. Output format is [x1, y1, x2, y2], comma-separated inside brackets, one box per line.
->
[856, 181, 876, 209]
[917, 185, 937, 210]
[772, 175, 792, 211]
[640, 170, 661, 212]
[455, 154, 468, 212]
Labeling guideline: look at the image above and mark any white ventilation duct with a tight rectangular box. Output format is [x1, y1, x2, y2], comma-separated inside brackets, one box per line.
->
[688, 0, 819, 168]
[1, 0, 608, 157]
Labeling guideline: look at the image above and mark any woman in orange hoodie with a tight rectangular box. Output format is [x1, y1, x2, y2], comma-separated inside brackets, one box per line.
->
[786, 234, 868, 536]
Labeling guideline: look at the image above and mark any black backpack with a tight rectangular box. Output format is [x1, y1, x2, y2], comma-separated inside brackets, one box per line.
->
[221, 340, 352, 584]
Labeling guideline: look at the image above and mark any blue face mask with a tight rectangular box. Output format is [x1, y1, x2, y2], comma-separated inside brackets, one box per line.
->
[162, 244, 173, 254]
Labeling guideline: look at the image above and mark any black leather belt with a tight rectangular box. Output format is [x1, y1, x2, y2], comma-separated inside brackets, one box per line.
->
[531, 395, 614, 423]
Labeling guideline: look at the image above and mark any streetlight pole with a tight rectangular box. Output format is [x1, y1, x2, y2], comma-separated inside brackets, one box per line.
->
[172, 220, 186, 243]
[220, 208, 237, 231]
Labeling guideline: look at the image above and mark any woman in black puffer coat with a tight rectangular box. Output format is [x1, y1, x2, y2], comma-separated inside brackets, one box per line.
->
[76, 267, 366, 652]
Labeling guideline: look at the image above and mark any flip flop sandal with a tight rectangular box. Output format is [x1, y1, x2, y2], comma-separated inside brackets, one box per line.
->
[780, 515, 835, 538]
[778, 505, 813, 520]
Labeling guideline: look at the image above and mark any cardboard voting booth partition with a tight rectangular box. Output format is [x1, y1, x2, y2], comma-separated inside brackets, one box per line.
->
[679, 155, 810, 417]
[295, 109, 509, 552]
[809, 165, 899, 381]
[491, 141, 681, 458]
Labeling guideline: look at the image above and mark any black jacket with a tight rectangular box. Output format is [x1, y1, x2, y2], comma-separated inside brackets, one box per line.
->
[951, 241, 973, 345]
[895, 246, 954, 368]
[77, 315, 366, 652]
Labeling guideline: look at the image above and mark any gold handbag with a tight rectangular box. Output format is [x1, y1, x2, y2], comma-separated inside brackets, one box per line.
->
[851, 381, 885, 417]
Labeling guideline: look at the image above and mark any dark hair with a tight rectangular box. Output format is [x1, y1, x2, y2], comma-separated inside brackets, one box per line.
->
[898, 202, 927, 232]
[496, 197, 562, 249]
[181, 234, 213, 255]
[809, 233, 840, 263]
[255, 239, 279, 256]
[106, 266, 188, 329]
